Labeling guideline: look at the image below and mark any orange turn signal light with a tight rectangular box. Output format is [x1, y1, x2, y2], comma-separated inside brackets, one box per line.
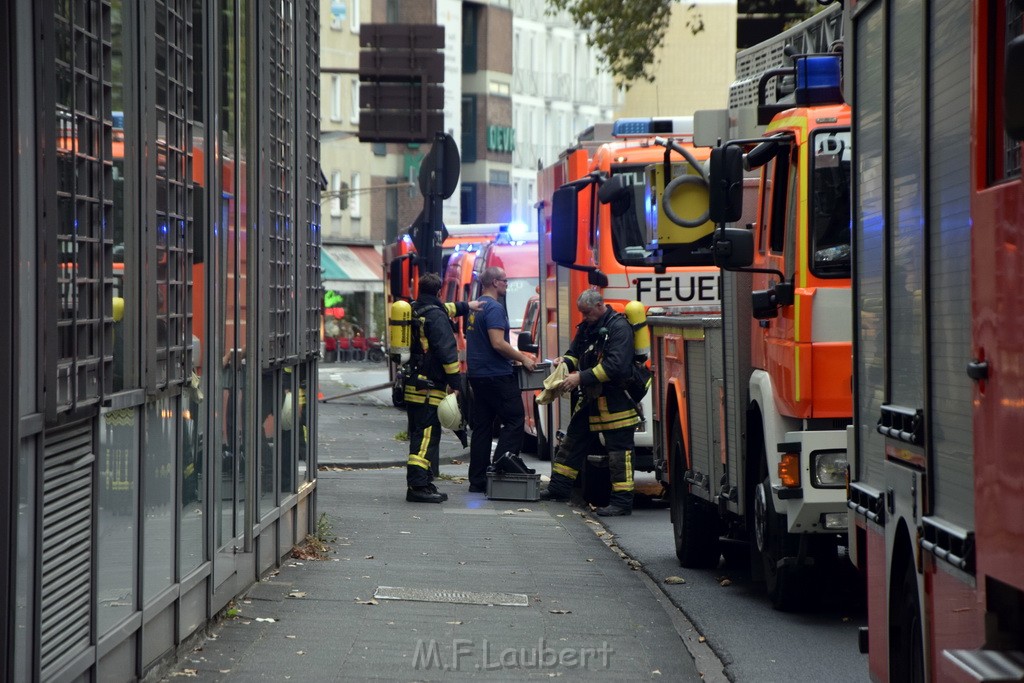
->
[778, 453, 801, 488]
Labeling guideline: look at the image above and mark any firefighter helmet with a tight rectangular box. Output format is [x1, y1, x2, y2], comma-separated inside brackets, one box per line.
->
[437, 393, 462, 431]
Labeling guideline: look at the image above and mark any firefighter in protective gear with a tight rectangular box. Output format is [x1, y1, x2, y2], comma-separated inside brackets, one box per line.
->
[404, 272, 475, 503]
[539, 289, 639, 516]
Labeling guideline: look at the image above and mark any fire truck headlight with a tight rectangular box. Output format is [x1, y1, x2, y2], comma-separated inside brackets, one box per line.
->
[812, 450, 847, 488]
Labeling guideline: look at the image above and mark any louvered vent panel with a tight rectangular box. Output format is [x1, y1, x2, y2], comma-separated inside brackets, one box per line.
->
[39, 422, 95, 675]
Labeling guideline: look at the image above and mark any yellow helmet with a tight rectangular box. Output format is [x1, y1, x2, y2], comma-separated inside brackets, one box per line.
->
[437, 393, 462, 431]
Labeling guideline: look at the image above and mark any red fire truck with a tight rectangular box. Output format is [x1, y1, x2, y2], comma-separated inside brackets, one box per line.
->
[529, 118, 720, 465]
[846, 0, 1024, 679]
[635, 5, 851, 609]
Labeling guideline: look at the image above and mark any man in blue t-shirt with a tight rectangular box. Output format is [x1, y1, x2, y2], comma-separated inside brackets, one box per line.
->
[465, 266, 536, 492]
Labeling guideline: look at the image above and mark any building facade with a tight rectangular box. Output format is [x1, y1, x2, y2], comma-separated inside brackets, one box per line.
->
[0, 1, 322, 680]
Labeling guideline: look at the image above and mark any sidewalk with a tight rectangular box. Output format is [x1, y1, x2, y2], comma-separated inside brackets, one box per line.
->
[157, 367, 723, 681]
[161, 467, 717, 681]
[316, 362, 467, 470]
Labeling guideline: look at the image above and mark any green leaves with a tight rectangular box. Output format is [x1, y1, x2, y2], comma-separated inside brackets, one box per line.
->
[545, 0, 677, 87]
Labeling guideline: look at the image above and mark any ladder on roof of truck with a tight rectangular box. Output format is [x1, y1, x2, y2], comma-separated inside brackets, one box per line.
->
[729, 3, 844, 112]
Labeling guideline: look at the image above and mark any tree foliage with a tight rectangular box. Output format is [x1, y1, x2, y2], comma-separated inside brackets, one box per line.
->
[545, 0, 680, 89]
[547, 1, 824, 88]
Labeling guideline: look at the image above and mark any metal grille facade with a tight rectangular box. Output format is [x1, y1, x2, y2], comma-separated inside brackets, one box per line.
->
[7, 1, 322, 679]
[262, 0, 296, 365]
[300, 0, 322, 358]
[52, 0, 114, 416]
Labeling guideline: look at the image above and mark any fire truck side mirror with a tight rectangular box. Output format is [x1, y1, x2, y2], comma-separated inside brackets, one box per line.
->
[712, 227, 754, 269]
[597, 175, 629, 205]
[1006, 35, 1024, 141]
[389, 258, 406, 299]
[708, 146, 744, 224]
[587, 269, 609, 288]
[745, 139, 779, 170]
[551, 185, 579, 265]
[516, 331, 539, 354]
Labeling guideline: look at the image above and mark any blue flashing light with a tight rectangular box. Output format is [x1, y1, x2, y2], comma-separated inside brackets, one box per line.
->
[495, 224, 512, 245]
[612, 116, 693, 138]
[795, 55, 843, 106]
[506, 221, 529, 240]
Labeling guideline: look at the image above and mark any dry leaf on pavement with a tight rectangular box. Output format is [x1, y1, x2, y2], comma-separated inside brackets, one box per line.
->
[663, 576, 686, 585]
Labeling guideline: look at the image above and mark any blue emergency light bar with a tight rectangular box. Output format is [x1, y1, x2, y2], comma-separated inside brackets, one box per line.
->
[612, 116, 694, 138]
[795, 55, 843, 106]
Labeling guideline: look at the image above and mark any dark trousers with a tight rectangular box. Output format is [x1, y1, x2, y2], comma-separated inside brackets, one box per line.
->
[467, 374, 525, 489]
[548, 408, 636, 508]
[406, 402, 441, 488]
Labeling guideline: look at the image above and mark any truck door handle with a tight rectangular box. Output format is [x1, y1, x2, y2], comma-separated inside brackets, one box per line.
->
[966, 360, 989, 381]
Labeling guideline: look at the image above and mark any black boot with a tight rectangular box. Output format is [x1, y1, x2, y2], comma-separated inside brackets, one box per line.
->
[406, 486, 444, 503]
[595, 491, 633, 516]
[493, 452, 535, 475]
[427, 482, 449, 501]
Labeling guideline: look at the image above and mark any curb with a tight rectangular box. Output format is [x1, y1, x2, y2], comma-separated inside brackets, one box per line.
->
[318, 454, 465, 470]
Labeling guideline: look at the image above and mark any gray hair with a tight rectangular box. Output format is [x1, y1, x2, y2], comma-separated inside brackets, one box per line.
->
[576, 289, 604, 310]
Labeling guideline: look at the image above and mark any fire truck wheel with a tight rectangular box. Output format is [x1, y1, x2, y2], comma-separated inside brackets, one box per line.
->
[670, 419, 720, 568]
[889, 548, 925, 682]
[754, 475, 803, 611]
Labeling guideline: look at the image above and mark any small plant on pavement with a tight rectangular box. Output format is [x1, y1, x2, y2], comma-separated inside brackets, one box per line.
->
[394, 430, 408, 441]
[291, 513, 335, 561]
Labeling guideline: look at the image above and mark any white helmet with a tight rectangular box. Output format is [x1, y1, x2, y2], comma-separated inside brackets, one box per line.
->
[437, 393, 462, 431]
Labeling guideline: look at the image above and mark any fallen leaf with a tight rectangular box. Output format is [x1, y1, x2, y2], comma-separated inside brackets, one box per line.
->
[719, 578, 732, 587]
[288, 591, 307, 599]
[517, 508, 532, 512]
[698, 636, 707, 643]
[663, 576, 686, 585]
[502, 510, 517, 515]
[549, 609, 572, 614]
[586, 558, 594, 563]
[296, 650, 306, 656]
[355, 598, 379, 605]
[364, 555, 374, 560]
[652, 670, 661, 676]
[627, 559, 642, 570]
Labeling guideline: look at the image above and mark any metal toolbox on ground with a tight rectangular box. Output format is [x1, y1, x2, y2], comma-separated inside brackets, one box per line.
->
[516, 360, 551, 391]
[486, 472, 541, 501]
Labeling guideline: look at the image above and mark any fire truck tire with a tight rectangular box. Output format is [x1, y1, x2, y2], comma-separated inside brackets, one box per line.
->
[755, 475, 803, 611]
[670, 420, 720, 568]
[889, 547, 925, 682]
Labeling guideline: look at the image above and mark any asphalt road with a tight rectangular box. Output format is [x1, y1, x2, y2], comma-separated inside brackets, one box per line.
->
[317, 362, 870, 682]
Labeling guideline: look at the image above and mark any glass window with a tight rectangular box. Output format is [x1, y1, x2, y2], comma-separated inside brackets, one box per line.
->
[350, 172, 361, 218]
[504, 278, 537, 329]
[809, 129, 852, 278]
[606, 163, 651, 267]
[98, 409, 137, 632]
[260, 370, 277, 515]
[349, 78, 359, 124]
[330, 75, 342, 122]
[143, 397, 176, 602]
[768, 148, 792, 253]
[350, 0, 360, 33]
[330, 172, 342, 217]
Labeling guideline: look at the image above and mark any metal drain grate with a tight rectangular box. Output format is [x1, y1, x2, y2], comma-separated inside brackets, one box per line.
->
[373, 586, 529, 607]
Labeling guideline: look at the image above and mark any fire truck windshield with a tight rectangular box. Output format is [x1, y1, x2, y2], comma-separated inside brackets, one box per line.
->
[809, 129, 852, 278]
[504, 277, 537, 328]
[606, 164, 650, 267]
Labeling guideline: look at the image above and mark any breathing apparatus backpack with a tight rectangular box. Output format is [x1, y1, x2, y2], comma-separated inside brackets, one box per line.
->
[616, 301, 652, 405]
